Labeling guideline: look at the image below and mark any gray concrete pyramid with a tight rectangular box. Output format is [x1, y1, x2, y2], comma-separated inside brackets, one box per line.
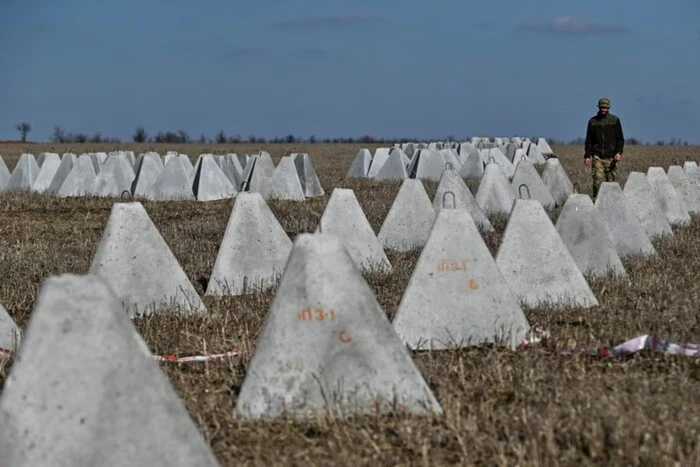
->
[667, 165, 700, 214]
[176, 153, 194, 173]
[595, 182, 656, 258]
[495, 200, 599, 308]
[220, 155, 243, 188]
[458, 151, 485, 180]
[511, 160, 556, 209]
[0, 301, 20, 355]
[317, 188, 392, 272]
[94, 156, 135, 197]
[148, 157, 195, 201]
[392, 209, 529, 350]
[407, 149, 445, 182]
[0, 156, 10, 189]
[346, 149, 372, 178]
[87, 153, 103, 174]
[36, 152, 58, 167]
[132, 153, 164, 198]
[541, 158, 574, 204]
[0, 274, 220, 467]
[270, 156, 305, 201]
[46, 153, 76, 194]
[30, 153, 61, 193]
[367, 149, 390, 178]
[647, 167, 691, 226]
[248, 152, 275, 199]
[294, 153, 325, 197]
[393, 147, 411, 167]
[433, 169, 493, 232]
[527, 143, 548, 164]
[206, 193, 293, 296]
[537, 137, 554, 155]
[475, 163, 517, 216]
[683, 161, 700, 177]
[555, 194, 627, 279]
[622, 172, 674, 239]
[89, 202, 206, 317]
[375, 150, 408, 181]
[439, 149, 462, 172]
[234, 233, 442, 420]
[377, 179, 436, 251]
[192, 155, 236, 201]
[6, 153, 40, 191]
[57, 156, 96, 197]
[485, 148, 515, 179]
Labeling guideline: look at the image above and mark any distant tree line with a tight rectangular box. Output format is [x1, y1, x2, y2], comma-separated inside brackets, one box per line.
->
[11, 122, 694, 146]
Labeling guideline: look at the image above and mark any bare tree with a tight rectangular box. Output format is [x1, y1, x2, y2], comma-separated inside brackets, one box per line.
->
[15, 122, 31, 142]
[133, 126, 148, 143]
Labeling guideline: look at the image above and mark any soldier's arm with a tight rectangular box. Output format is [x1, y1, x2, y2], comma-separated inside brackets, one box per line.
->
[616, 118, 625, 155]
[584, 119, 593, 158]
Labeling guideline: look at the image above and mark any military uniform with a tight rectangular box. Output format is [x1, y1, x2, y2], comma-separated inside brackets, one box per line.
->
[585, 98, 625, 197]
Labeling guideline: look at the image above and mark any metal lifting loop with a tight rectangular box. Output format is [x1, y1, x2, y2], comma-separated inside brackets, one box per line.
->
[518, 184, 531, 199]
[120, 190, 132, 201]
[488, 156, 496, 164]
[442, 190, 456, 209]
[521, 154, 527, 161]
[444, 161, 453, 171]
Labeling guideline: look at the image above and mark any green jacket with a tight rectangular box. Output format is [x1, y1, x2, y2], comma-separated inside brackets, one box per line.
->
[585, 113, 625, 159]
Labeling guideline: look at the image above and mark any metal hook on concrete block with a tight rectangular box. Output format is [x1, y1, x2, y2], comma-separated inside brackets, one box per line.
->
[488, 156, 496, 164]
[518, 183, 531, 199]
[442, 190, 456, 209]
[120, 190, 133, 201]
[521, 154, 528, 161]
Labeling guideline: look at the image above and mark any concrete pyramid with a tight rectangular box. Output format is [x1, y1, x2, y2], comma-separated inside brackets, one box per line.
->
[6, 153, 40, 191]
[432, 169, 493, 232]
[541, 158, 574, 204]
[89, 202, 206, 317]
[192, 155, 236, 201]
[393, 147, 411, 167]
[458, 151, 485, 180]
[294, 153, 325, 197]
[623, 172, 674, 239]
[555, 194, 627, 279]
[683, 161, 700, 177]
[346, 149, 372, 178]
[46, 153, 76, 194]
[36, 152, 58, 167]
[667, 165, 700, 214]
[485, 148, 515, 179]
[248, 152, 275, 199]
[132, 153, 164, 198]
[234, 233, 442, 419]
[30, 153, 61, 193]
[647, 167, 691, 226]
[0, 156, 10, 189]
[475, 163, 517, 216]
[176, 153, 194, 173]
[495, 200, 599, 308]
[377, 179, 436, 251]
[407, 149, 445, 182]
[57, 156, 96, 197]
[527, 143, 547, 164]
[511, 160, 556, 209]
[537, 137, 554, 156]
[439, 149, 462, 171]
[206, 193, 292, 296]
[0, 274, 219, 466]
[367, 149, 390, 178]
[148, 157, 195, 201]
[94, 156, 135, 197]
[392, 209, 529, 350]
[594, 182, 656, 258]
[375, 150, 408, 181]
[0, 301, 20, 355]
[270, 156, 306, 201]
[317, 188, 391, 272]
[218, 155, 242, 188]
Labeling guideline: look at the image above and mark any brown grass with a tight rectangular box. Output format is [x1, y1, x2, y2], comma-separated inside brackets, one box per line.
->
[2, 142, 700, 465]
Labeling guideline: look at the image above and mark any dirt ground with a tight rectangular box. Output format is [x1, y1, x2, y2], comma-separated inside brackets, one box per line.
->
[2, 142, 700, 466]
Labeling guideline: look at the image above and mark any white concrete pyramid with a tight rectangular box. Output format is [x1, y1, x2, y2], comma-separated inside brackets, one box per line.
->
[46, 153, 77, 194]
[595, 182, 656, 258]
[206, 193, 293, 296]
[192, 155, 236, 201]
[475, 163, 517, 216]
[511, 160, 555, 209]
[683, 161, 700, 177]
[667, 165, 700, 214]
[6, 153, 40, 191]
[458, 151, 485, 180]
[623, 172, 674, 239]
[89, 202, 206, 317]
[248, 152, 275, 199]
[346, 149, 372, 178]
[270, 156, 306, 201]
[377, 179, 436, 251]
[495, 200, 599, 308]
[294, 153, 325, 197]
[0, 301, 20, 355]
[0, 274, 220, 466]
[432, 169, 493, 232]
[317, 188, 391, 272]
[537, 137, 554, 155]
[148, 157, 195, 201]
[407, 150, 445, 182]
[30, 153, 61, 194]
[94, 156, 135, 197]
[367, 149, 390, 178]
[57, 156, 96, 197]
[647, 167, 691, 226]
[555, 194, 627, 279]
[0, 156, 10, 189]
[234, 233, 442, 420]
[132, 154, 164, 198]
[375, 151, 408, 181]
[392, 209, 529, 350]
[541, 158, 574, 204]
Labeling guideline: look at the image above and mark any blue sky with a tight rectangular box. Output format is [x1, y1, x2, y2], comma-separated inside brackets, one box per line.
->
[1, 0, 698, 143]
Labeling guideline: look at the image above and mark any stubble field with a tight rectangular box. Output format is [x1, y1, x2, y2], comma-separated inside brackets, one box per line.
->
[2, 142, 700, 465]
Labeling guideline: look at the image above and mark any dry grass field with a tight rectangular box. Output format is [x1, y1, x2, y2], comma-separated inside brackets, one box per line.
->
[2, 142, 700, 465]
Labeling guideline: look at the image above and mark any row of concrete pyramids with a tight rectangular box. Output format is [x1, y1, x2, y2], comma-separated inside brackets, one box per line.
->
[347, 138, 552, 182]
[0, 150, 324, 201]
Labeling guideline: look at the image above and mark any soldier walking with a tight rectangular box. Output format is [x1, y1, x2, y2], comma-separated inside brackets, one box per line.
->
[584, 97, 625, 198]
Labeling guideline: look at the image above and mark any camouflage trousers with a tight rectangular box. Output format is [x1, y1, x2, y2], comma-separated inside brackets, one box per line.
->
[592, 156, 618, 198]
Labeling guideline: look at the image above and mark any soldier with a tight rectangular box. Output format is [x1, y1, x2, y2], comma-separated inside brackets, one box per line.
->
[584, 97, 625, 198]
